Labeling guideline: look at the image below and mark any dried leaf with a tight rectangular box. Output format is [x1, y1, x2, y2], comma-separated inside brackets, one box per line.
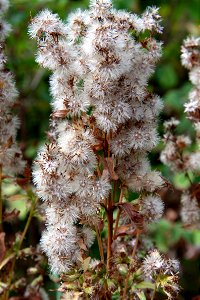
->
[3, 209, 20, 222]
[104, 157, 118, 180]
[16, 177, 30, 189]
[82, 256, 91, 272]
[52, 110, 68, 118]
[7, 194, 27, 201]
[118, 203, 144, 229]
[0, 232, 6, 263]
[78, 238, 87, 251]
[92, 141, 103, 151]
[116, 224, 136, 237]
[4, 136, 13, 149]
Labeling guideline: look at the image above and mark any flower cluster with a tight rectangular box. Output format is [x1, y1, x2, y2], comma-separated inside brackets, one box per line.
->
[29, 0, 165, 275]
[0, 0, 25, 175]
[182, 37, 200, 125]
[142, 249, 180, 299]
[161, 36, 200, 226]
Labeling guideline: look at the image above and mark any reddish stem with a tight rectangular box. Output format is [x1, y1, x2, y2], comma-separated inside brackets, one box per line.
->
[106, 195, 113, 272]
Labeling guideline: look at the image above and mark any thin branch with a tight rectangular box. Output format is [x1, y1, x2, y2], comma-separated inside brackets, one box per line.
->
[122, 231, 140, 300]
[95, 224, 104, 263]
[0, 164, 3, 232]
[113, 189, 124, 239]
[106, 198, 113, 272]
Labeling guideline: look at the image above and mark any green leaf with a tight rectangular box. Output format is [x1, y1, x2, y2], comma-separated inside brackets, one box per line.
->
[192, 230, 200, 245]
[135, 291, 147, 300]
[135, 281, 155, 290]
[173, 173, 191, 189]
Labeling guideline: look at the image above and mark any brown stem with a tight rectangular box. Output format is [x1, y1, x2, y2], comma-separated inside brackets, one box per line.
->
[113, 189, 123, 239]
[0, 164, 3, 232]
[107, 132, 111, 158]
[106, 195, 113, 272]
[122, 231, 140, 300]
[95, 224, 104, 263]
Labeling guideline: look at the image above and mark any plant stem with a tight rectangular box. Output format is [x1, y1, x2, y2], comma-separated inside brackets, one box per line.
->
[113, 189, 123, 239]
[95, 224, 104, 263]
[3, 193, 38, 300]
[106, 195, 113, 272]
[122, 231, 140, 300]
[131, 230, 140, 258]
[151, 284, 156, 300]
[0, 164, 3, 232]
[104, 133, 114, 272]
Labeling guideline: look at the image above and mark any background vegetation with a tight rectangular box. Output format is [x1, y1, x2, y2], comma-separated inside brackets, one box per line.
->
[3, 0, 200, 299]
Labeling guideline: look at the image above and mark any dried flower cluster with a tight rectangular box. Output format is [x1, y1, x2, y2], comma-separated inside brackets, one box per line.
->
[0, 0, 25, 175]
[29, 0, 166, 277]
[142, 249, 180, 299]
[161, 36, 200, 226]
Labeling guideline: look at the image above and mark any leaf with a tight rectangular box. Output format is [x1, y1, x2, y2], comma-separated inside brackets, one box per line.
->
[82, 256, 91, 272]
[77, 238, 87, 251]
[135, 291, 146, 300]
[118, 203, 144, 229]
[52, 110, 68, 118]
[7, 194, 27, 201]
[135, 281, 155, 289]
[3, 209, 20, 222]
[0, 233, 6, 263]
[116, 224, 136, 237]
[16, 177, 30, 189]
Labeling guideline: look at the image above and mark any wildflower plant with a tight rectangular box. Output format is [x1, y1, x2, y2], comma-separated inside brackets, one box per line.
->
[29, 0, 180, 298]
[161, 36, 200, 227]
[0, 0, 26, 229]
[0, 1, 48, 299]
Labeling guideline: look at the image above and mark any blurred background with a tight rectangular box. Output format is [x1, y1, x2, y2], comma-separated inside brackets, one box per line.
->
[5, 0, 200, 299]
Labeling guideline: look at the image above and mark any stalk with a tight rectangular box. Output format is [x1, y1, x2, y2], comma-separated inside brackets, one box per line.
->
[113, 189, 123, 239]
[106, 194, 113, 272]
[151, 284, 157, 300]
[0, 164, 3, 232]
[122, 230, 140, 300]
[95, 224, 104, 263]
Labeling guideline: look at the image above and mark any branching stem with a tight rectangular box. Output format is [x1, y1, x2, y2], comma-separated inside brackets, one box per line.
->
[95, 224, 104, 263]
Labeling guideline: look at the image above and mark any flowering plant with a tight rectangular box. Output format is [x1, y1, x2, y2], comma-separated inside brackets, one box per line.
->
[27, 1, 180, 299]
